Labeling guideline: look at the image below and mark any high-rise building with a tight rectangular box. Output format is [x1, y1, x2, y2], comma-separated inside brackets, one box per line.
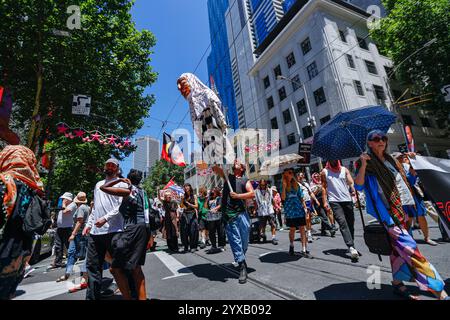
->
[249, 0, 284, 46]
[207, 0, 239, 130]
[282, 0, 296, 13]
[133, 136, 160, 178]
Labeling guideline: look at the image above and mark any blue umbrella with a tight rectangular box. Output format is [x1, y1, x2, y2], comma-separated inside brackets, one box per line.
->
[311, 106, 397, 160]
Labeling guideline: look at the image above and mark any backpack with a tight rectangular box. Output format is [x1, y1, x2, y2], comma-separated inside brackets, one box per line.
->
[22, 192, 52, 236]
[143, 191, 161, 231]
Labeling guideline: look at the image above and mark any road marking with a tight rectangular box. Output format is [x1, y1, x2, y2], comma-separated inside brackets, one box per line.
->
[14, 281, 74, 300]
[153, 251, 192, 280]
[259, 252, 274, 258]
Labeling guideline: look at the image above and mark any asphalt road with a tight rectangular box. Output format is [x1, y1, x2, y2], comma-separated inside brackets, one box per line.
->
[15, 212, 450, 300]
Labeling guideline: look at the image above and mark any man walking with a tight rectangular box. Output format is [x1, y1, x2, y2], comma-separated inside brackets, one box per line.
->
[213, 160, 255, 284]
[321, 160, 360, 261]
[83, 158, 128, 300]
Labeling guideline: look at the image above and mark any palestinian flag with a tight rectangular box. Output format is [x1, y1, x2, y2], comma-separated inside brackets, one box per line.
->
[161, 132, 186, 167]
[410, 156, 450, 237]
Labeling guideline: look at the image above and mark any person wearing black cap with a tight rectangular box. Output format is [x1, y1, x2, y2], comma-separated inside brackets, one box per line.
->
[83, 158, 128, 300]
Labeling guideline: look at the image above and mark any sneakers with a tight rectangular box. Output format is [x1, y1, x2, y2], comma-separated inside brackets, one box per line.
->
[349, 247, 359, 261]
[330, 229, 336, 238]
[24, 266, 35, 279]
[271, 238, 278, 245]
[308, 234, 313, 243]
[289, 246, 294, 256]
[301, 251, 314, 259]
[219, 246, 226, 252]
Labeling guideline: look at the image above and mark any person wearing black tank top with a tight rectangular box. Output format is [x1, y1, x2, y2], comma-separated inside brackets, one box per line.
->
[212, 160, 255, 284]
[180, 183, 199, 253]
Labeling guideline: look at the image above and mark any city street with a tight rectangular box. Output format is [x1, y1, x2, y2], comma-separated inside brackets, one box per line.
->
[16, 215, 450, 300]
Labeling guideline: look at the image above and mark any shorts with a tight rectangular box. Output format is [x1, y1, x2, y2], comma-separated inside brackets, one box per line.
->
[258, 215, 276, 228]
[198, 218, 207, 231]
[111, 223, 150, 270]
[403, 205, 425, 218]
[285, 217, 306, 228]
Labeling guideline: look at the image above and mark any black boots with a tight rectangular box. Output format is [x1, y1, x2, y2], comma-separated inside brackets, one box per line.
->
[238, 260, 248, 284]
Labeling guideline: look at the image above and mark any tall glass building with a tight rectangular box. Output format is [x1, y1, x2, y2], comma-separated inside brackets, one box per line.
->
[207, 0, 239, 130]
[249, 0, 284, 46]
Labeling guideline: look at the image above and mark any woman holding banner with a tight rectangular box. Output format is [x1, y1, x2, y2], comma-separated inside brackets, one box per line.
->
[355, 130, 448, 300]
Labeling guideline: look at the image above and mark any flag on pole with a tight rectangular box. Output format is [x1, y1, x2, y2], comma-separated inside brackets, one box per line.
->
[161, 132, 186, 167]
[163, 177, 175, 190]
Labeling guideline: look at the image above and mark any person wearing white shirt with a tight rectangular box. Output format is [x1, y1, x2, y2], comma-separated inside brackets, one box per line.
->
[82, 158, 128, 300]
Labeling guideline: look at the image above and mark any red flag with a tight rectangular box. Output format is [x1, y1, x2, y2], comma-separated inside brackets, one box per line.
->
[161, 132, 186, 167]
[0, 86, 4, 103]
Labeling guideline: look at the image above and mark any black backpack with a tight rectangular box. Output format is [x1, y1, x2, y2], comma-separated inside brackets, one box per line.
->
[22, 192, 52, 236]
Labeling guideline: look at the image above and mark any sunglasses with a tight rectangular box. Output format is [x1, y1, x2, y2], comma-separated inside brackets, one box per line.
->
[369, 136, 388, 143]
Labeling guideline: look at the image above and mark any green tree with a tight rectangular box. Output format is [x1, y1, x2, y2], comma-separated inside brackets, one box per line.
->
[0, 0, 158, 201]
[143, 160, 185, 199]
[371, 0, 450, 132]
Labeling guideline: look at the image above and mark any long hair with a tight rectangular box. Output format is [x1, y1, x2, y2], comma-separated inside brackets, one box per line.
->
[282, 172, 298, 193]
[183, 183, 195, 202]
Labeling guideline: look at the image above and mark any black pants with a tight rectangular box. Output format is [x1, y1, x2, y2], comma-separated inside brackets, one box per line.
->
[329, 202, 355, 248]
[85, 233, 116, 300]
[180, 213, 199, 250]
[54, 227, 72, 266]
[167, 237, 179, 252]
[275, 210, 283, 228]
[207, 219, 226, 248]
[314, 203, 334, 232]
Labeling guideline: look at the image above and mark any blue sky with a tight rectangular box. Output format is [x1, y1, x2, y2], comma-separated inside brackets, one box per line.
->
[121, 0, 211, 175]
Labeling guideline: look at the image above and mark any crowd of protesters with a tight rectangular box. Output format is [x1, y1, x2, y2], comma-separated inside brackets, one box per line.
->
[0, 136, 449, 300]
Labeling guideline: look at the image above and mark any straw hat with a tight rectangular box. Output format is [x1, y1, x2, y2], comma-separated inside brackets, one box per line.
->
[74, 192, 87, 204]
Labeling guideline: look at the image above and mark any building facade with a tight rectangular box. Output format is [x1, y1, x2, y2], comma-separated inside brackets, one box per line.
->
[207, 0, 240, 130]
[133, 136, 160, 178]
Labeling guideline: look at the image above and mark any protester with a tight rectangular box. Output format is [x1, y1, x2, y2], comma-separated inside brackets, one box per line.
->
[0, 145, 45, 300]
[396, 154, 438, 246]
[206, 187, 225, 253]
[180, 183, 199, 253]
[57, 192, 89, 284]
[197, 186, 210, 249]
[321, 160, 360, 261]
[212, 159, 255, 284]
[280, 168, 312, 258]
[355, 130, 448, 300]
[159, 190, 180, 253]
[271, 187, 283, 230]
[99, 169, 150, 300]
[254, 179, 278, 245]
[310, 172, 337, 237]
[297, 172, 319, 243]
[83, 158, 128, 300]
[49, 192, 76, 269]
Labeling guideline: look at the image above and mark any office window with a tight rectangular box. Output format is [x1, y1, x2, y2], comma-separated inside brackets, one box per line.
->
[291, 74, 301, 91]
[339, 29, 347, 43]
[287, 133, 296, 146]
[420, 117, 433, 128]
[365, 60, 378, 75]
[373, 85, 386, 100]
[278, 86, 287, 101]
[353, 80, 365, 96]
[301, 37, 312, 55]
[283, 109, 292, 124]
[346, 54, 355, 68]
[267, 96, 274, 109]
[263, 76, 270, 89]
[320, 115, 331, 125]
[271, 117, 279, 129]
[274, 65, 282, 78]
[313, 87, 326, 106]
[297, 99, 307, 115]
[302, 126, 313, 139]
[402, 115, 415, 126]
[384, 66, 395, 80]
[286, 52, 296, 68]
[358, 36, 369, 50]
[307, 61, 318, 80]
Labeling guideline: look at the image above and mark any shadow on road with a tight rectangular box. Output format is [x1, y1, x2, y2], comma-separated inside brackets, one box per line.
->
[322, 248, 351, 260]
[258, 252, 302, 264]
[188, 263, 256, 283]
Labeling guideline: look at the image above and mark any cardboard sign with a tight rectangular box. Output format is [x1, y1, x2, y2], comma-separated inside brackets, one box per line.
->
[72, 95, 91, 115]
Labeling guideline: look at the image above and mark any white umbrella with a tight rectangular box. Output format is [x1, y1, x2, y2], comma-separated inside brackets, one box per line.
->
[259, 154, 304, 176]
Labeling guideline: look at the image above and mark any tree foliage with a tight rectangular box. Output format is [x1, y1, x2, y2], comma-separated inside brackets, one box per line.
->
[142, 160, 185, 199]
[371, 0, 450, 130]
[0, 0, 158, 202]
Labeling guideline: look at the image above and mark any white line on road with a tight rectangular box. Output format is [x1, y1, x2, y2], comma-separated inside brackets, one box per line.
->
[14, 281, 74, 300]
[259, 252, 275, 258]
[153, 251, 192, 280]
